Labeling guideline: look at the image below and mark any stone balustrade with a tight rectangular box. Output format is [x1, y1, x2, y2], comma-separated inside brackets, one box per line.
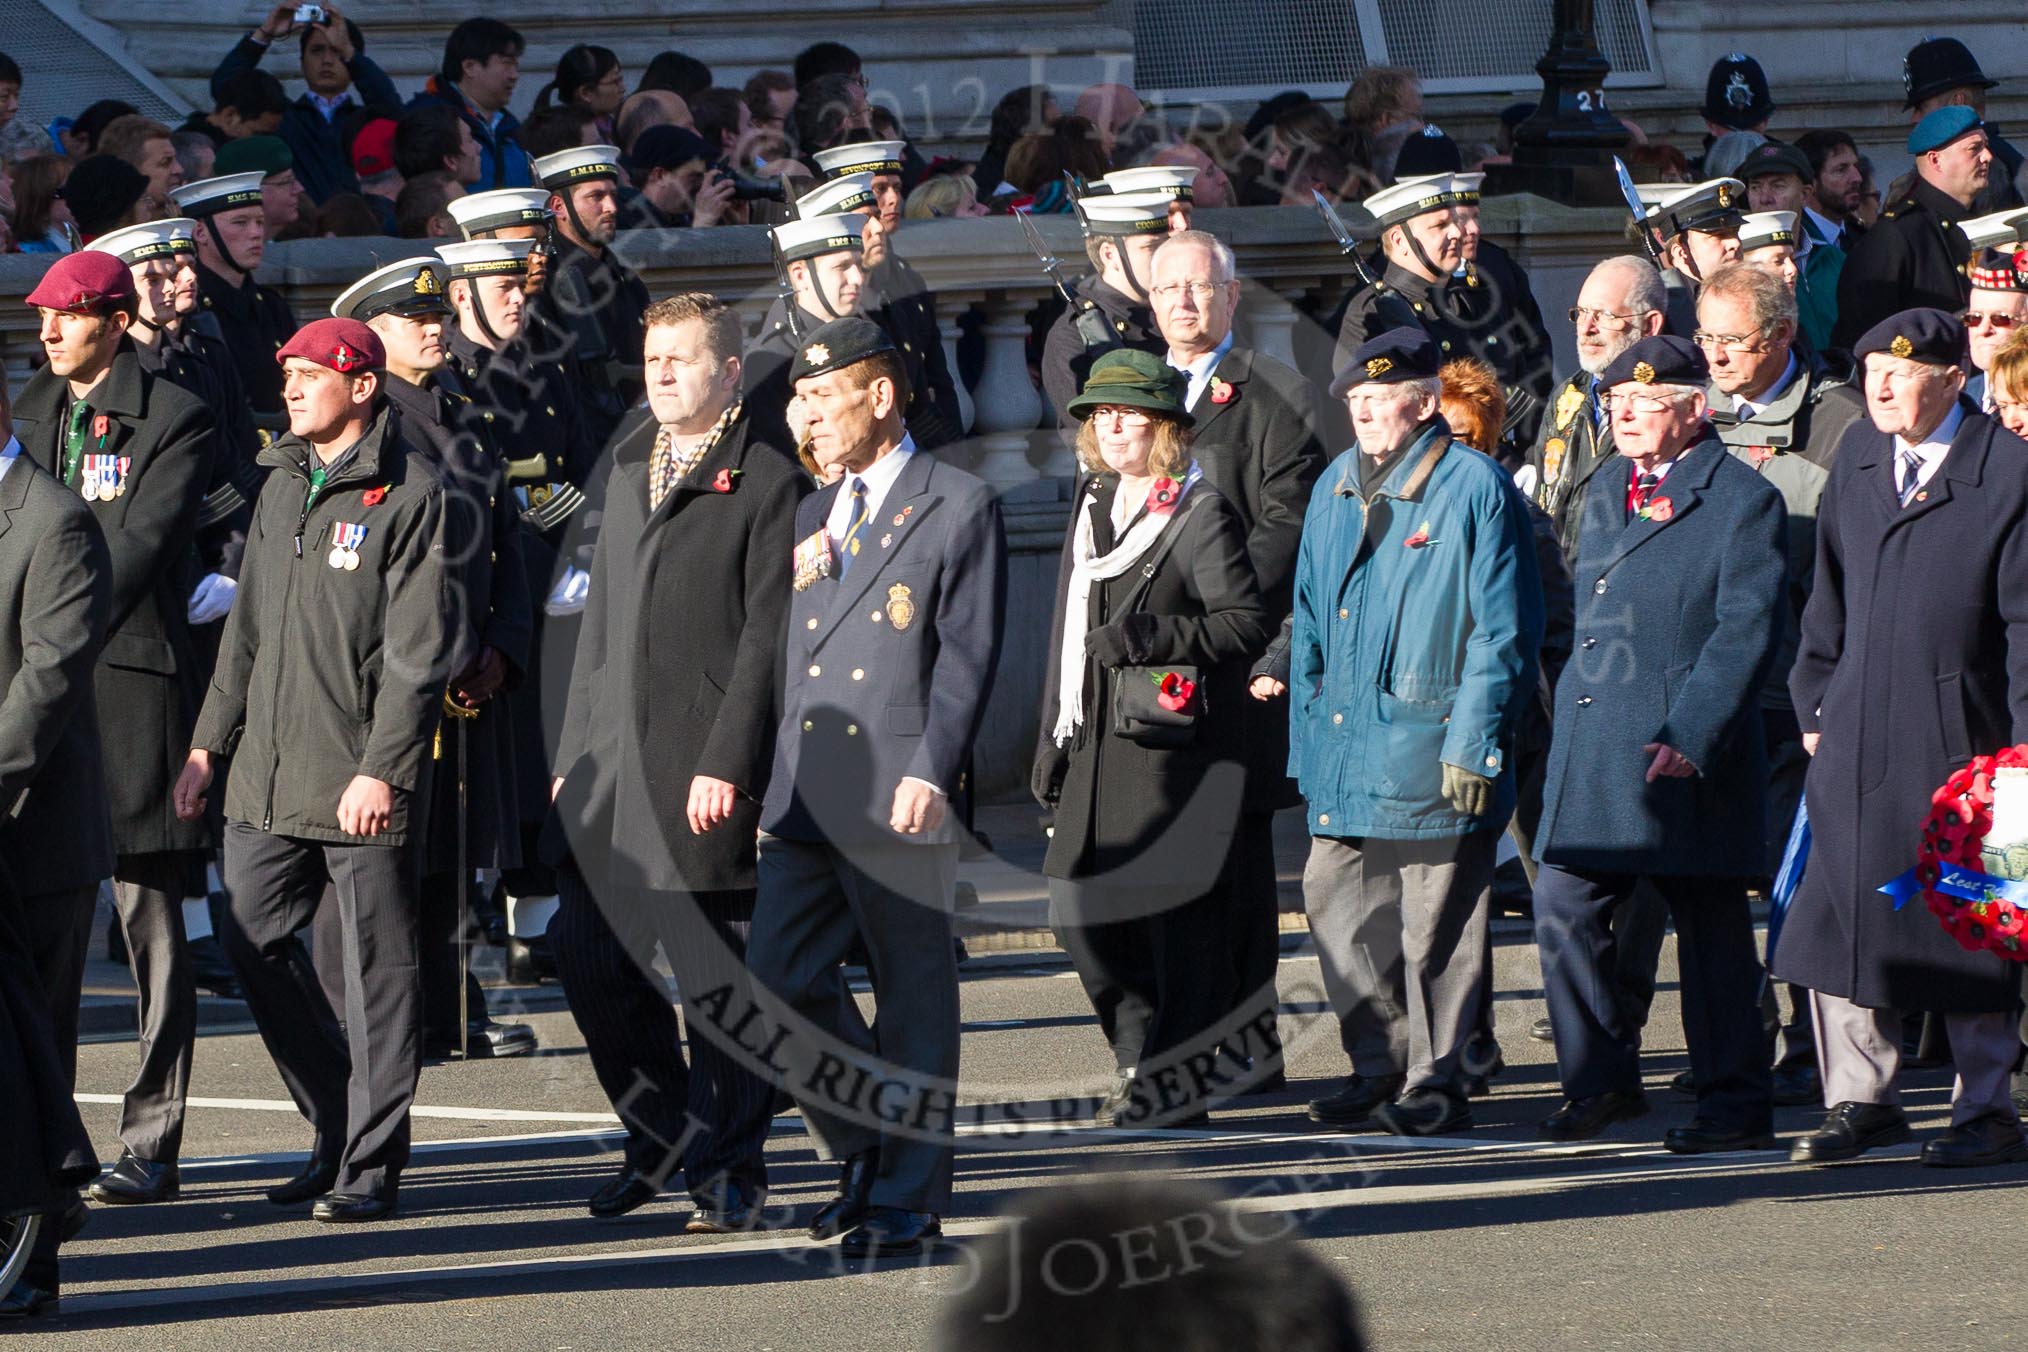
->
[0, 197, 1628, 795]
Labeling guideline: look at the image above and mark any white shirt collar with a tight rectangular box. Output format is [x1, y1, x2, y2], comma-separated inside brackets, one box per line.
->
[0, 434, 18, 485]
[1733, 352, 1800, 419]
[826, 435, 916, 543]
[1802, 206, 1844, 244]
[309, 90, 352, 122]
[1894, 403, 1965, 490]
[1167, 331, 1234, 411]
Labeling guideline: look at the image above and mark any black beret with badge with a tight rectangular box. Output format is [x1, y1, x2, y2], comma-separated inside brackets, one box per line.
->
[1597, 334, 1709, 389]
[789, 315, 897, 385]
[1329, 325, 1441, 398]
[1854, 308, 1966, 365]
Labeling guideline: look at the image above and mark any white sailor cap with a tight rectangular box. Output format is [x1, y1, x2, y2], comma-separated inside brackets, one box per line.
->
[330, 256, 453, 322]
[169, 172, 266, 217]
[812, 139, 906, 179]
[772, 212, 867, 263]
[1960, 207, 2028, 253]
[437, 237, 536, 278]
[1450, 172, 1486, 206]
[1077, 192, 1172, 236]
[530, 144, 623, 190]
[1737, 210, 1799, 253]
[448, 188, 552, 238]
[1099, 165, 1197, 201]
[87, 217, 198, 264]
[1362, 173, 1471, 228]
[1646, 178, 1745, 239]
[794, 171, 877, 219]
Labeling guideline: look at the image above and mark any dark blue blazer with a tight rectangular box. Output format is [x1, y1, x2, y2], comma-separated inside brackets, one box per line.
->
[1536, 429, 1788, 877]
[760, 446, 1007, 845]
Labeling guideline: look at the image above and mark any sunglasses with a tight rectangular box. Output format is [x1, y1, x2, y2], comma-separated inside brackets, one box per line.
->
[1961, 310, 2022, 330]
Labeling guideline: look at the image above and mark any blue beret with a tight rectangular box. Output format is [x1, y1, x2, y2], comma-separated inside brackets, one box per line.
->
[1854, 308, 1965, 365]
[1597, 335, 1709, 389]
[1908, 105, 1984, 155]
[1329, 326, 1441, 398]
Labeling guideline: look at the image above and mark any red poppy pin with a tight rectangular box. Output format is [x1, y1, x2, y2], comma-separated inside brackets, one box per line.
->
[360, 484, 389, 507]
[1153, 670, 1198, 712]
[91, 414, 109, 443]
[1747, 445, 1775, 466]
[1403, 520, 1433, 548]
[1147, 477, 1183, 514]
[1642, 496, 1674, 523]
[712, 467, 743, 493]
[1208, 377, 1236, 405]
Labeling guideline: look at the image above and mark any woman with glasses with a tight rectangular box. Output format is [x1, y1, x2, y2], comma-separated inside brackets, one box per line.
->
[533, 45, 624, 145]
[1032, 349, 1269, 1129]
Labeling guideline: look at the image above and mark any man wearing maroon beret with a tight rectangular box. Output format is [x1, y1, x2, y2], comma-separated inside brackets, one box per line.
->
[12, 250, 214, 1216]
[175, 316, 454, 1222]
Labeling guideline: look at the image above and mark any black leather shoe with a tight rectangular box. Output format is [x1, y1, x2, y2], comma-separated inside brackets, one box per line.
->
[267, 1159, 341, 1205]
[1528, 1016, 1554, 1043]
[1789, 1102, 1911, 1163]
[1669, 1069, 1697, 1100]
[1307, 1073, 1406, 1128]
[1373, 1088, 1471, 1136]
[1664, 1121, 1778, 1154]
[807, 1149, 877, 1240]
[90, 1151, 180, 1204]
[1771, 1062, 1822, 1108]
[1920, 1113, 2028, 1168]
[686, 1179, 764, 1233]
[1539, 1089, 1650, 1141]
[588, 1167, 660, 1219]
[1094, 1071, 1137, 1126]
[0, 1280, 57, 1320]
[839, 1206, 940, 1258]
[426, 1019, 539, 1061]
[312, 1192, 395, 1223]
[188, 933, 244, 999]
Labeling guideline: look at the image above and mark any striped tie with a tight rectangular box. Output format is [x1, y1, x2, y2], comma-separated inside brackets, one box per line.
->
[837, 477, 870, 576]
[1898, 448, 1924, 507]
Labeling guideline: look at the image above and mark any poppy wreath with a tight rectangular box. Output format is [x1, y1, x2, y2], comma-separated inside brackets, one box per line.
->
[1915, 745, 2028, 959]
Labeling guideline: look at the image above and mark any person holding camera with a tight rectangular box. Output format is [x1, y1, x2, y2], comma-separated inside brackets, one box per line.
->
[210, 4, 400, 206]
[619, 125, 740, 230]
[1032, 348, 1270, 1129]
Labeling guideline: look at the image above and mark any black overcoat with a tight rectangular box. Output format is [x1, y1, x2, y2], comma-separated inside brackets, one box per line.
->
[1032, 477, 1270, 887]
[1777, 405, 2028, 1011]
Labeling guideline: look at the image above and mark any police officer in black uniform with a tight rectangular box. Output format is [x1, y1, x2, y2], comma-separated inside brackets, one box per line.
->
[1039, 191, 1170, 426]
[811, 137, 964, 449]
[169, 172, 297, 420]
[333, 256, 540, 1060]
[1832, 107, 1993, 351]
[525, 145, 651, 450]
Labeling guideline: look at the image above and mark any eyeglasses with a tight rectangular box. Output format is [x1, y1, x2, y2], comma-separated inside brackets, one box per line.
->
[1087, 406, 1153, 427]
[1691, 328, 1769, 353]
[1597, 391, 1688, 416]
[1961, 310, 2023, 330]
[1149, 281, 1221, 302]
[1569, 306, 1651, 331]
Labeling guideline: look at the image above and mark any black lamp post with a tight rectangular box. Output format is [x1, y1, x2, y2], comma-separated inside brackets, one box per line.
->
[1484, 0, 1632, 205]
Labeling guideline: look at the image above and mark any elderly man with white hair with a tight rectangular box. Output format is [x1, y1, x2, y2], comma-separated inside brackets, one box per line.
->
[1531, 334, 1786, 1153]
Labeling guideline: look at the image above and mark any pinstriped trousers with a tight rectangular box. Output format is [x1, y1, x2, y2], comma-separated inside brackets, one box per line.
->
[551, 865, 775, 1197]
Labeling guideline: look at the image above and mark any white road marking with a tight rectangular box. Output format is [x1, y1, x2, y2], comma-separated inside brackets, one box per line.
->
[74, 1094, 623, 1125]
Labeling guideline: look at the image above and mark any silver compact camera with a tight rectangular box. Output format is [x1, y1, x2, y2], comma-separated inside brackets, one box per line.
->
[293, 4, 326, 24]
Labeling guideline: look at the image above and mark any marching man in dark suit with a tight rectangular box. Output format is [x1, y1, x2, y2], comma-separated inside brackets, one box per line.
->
[1148, 227, 1326, 1083]
[14, 251, 213, 1208]
[1532, 335, 1786, 1153]
[747, 316, 1007, 1259]
[547, 294, 809, 1230]
[0, 377, 113, 1322]
[1780, 310, 2028, 1168]
[176, 317, 453, 1223]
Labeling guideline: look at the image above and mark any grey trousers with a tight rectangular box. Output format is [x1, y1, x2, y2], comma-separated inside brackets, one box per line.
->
[1302, 830, 1494, 1097]
[747, 834, 959, 1214]
[109, 852, 197, 1162]
[1811, 990, 2019, 1127]
[218, 821, 423, 1200]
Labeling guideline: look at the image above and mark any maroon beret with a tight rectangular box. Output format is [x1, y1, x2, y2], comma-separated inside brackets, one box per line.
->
[277, 317, 384, 374]
[24, 250, 135, 312]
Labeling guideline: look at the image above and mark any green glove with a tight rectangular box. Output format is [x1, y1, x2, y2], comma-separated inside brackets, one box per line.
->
[1441, 762, 1494, 817]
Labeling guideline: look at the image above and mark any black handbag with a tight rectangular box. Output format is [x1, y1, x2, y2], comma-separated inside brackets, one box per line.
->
[1107, 492, 1207, 748]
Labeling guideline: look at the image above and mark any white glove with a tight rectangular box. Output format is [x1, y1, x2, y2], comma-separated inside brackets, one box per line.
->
[187, 573, 238, 625]
[544, 565, 591, 617]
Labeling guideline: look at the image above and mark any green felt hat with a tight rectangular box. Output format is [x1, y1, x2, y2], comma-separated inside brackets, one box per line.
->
[1064, 347, 1194, 426]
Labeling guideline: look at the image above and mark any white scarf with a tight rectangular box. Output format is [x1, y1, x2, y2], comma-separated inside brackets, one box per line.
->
[1052, 464, 1203, 746]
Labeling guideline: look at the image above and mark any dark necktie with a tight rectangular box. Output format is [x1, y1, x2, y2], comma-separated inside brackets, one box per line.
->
[837, 477, 870, 576]
[62, 398, 91, 488]
[1897, 449, 1924, 507]
[1632, 471, 1660, 519]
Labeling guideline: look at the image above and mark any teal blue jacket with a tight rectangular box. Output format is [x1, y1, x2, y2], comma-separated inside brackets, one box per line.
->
[1288, 419, 1543, 839]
